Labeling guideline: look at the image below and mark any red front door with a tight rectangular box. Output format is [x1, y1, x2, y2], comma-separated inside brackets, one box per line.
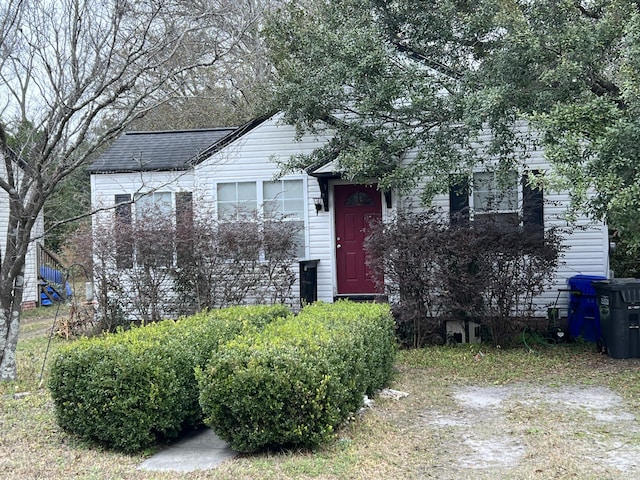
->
[334, 184, 382, 294]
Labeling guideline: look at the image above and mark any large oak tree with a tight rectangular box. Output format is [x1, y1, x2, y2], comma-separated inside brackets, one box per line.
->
[264, 0, 640, 257]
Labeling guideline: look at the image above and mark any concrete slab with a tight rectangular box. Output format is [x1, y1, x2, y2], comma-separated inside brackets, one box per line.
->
[138, 428, 236, 472]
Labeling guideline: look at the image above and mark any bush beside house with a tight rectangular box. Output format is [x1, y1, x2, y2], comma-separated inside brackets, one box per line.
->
[197, 301, 396, 452]
[48, 305, 289, 452]
[366, 210, 564, 347]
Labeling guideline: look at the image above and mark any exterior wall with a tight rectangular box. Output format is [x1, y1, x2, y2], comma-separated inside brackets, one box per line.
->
[89, 117, 609, 319]
[194, 114, 335, 304]
[0, 155, 43, 306]
[401, 123, 609, 317]
[90, 170, 196, 320]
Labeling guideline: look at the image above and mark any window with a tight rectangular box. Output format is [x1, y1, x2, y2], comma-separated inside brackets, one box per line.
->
[263, 180, 305, 258]
[114, 194, 133, 268]
[114, 192, 181, 269]
[216, 179, 307, 259]
[134, 191, 172, 216]
[472, 171, 519, 227]
[344, 191, 374, 207]
[133, 192, 175, 267]
[217, 182, 257, 220]
[449, 170, 544, 233]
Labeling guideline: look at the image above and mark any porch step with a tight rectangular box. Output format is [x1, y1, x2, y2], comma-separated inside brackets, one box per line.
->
[333, 294, 388, 303]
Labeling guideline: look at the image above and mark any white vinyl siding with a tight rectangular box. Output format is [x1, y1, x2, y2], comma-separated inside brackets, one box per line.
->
[403, 122, 609, 318]
[90, 115, 609, 316]
[195, 114, 334, 302]
[0, 155, 43, 305]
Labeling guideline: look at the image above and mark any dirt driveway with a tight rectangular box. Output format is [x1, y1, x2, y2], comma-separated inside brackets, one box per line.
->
[375, 355, 640, 480]
[427, 384, 638, 477]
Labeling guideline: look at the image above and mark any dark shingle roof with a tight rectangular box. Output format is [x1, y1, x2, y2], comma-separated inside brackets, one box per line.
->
[88, 128, 237, 173]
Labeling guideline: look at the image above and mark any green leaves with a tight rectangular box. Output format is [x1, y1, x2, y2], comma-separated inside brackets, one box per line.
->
[198, 301, 396, 452]
[263, 0, 480, 195]
[264, 0, 640, 270]
[48, 305, 289, 452]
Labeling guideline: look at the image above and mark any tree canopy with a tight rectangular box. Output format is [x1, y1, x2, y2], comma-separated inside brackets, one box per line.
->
[264, 0, 640, 252]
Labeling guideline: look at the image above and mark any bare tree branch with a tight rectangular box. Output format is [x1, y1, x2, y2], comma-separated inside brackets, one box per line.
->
[0, 0, 264, 380]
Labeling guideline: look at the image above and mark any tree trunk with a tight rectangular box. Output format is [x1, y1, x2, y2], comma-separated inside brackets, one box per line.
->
[0, 264, 25, 381]
[0, 305, 21, 381]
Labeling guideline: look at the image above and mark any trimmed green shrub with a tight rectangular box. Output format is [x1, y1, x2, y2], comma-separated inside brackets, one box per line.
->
[48, 304, 289, 452]
[197, 301, 396, 452]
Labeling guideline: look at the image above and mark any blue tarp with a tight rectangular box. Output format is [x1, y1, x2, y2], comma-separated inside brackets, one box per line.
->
[40, 266, 73, 305]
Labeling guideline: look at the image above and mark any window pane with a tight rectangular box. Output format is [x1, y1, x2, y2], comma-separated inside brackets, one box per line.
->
[344, 191, 374, 206]
[217, 203, 236, 221]
[263, 180, 304, 219]
[283, 180, 303, 197]
[473, 191, 489, 211]
[264, 220, 305, 260]
[473, 172, 517, 212]
[283, 199, 304, 218]
[115, 194, 133, 269]
[264, 199, 279, 217]
[134, 193, 153, 211]
[134, 192, 172, 215]
[154, 192, 172, 215]
[264, 181, 282, 200]
[238, 182, 257, 201]
[238, 200, 257, 216]
[217, 183, 236, 202]
[495, 191, 516, 210]
[473, 172, 492, 189]
[293, 220, 305, 258]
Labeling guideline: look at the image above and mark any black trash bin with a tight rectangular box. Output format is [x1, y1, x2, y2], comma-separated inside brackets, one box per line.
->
[593, 279, 640, 359]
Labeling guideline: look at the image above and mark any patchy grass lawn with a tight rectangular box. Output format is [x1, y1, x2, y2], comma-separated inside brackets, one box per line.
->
[2, 308, 640, 479]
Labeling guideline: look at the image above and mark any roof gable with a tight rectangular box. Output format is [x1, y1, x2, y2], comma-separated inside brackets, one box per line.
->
[88, 128, 236, 173]
[189, 115, 273, 165]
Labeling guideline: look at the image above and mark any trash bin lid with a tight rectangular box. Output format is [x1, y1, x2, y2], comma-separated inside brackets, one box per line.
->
[568, 275, 607, 295]
[593, 278, 640, 303]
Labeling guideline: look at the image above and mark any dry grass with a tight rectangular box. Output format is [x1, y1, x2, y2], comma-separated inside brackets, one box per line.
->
[3, 309, 640, 479]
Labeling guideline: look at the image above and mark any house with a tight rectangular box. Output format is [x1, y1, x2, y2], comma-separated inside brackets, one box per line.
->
[89, 114, 609, 321]
[0, 149, 46, 309]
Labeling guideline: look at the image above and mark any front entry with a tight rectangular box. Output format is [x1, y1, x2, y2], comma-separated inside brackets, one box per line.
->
[334, 184, 382, 294]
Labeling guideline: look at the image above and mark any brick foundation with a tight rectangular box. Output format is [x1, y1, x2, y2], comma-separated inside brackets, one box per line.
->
[21, 300, 37, 311]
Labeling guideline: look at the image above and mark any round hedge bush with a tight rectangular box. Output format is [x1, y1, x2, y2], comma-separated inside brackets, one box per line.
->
[48, 304, 289, 451]
[197, 301, 396, 452]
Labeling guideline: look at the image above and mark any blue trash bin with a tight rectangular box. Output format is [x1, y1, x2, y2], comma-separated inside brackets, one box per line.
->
[568, 275, 607, 342]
